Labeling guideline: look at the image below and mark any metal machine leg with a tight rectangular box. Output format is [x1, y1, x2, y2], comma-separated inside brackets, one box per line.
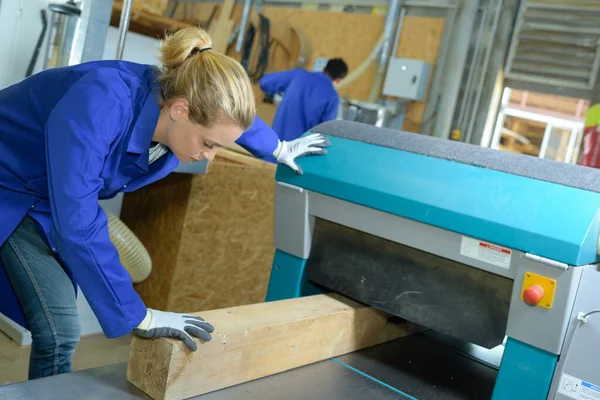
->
[265, 250, 324, 301]
[492, 337, 558, 400]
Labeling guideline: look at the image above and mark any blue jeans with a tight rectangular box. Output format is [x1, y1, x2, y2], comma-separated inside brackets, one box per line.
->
[0, 216, 80, 380]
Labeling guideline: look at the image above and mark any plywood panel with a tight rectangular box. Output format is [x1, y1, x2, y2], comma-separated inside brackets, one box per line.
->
[167, 159, 276, 312]
[120, 151, 277, 314]
[120, 173, 193, 310]
[395, 16, 445, 132]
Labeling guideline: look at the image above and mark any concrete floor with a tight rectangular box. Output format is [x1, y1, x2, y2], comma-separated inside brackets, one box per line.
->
[0, 331, 131, 385]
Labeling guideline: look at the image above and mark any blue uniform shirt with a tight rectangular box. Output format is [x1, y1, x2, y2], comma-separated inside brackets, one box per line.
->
[259, 69, 339, 142]
[0, 60, 279, 337]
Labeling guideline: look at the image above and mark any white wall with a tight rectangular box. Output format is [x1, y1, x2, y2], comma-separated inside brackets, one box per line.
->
[0, 0, 51, 89]
[103, 26, 161, 64]
[0, 1, 163, 341]
[0, 2, 163, 89]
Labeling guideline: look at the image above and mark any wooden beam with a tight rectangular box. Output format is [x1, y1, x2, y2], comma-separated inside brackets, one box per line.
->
[111, 1, 194, 39]
[208, 0, 235, 53]
[126, 294, 421, 400]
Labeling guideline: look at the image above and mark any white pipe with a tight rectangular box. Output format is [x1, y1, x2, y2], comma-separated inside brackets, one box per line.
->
[564, 126, 579, 164]
[432, 0, 478, 139]
[236, 0, 253, 53]
[500, 127, 530, 145]
[379, 0, 401, 67]
[456, 7, 488, 132]
[391, 7, 406, 58]
[106, 210, 152, 283]
[116, 0, 133, 60]
[336, 35, 385, 91]
[465, 0, 503, 144]
[538, 123, 553, 159]
[421, 6, 457, 136]
[369, 0, 401, 102]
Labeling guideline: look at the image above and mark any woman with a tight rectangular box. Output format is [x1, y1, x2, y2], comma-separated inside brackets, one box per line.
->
[0, 27, 329, 380]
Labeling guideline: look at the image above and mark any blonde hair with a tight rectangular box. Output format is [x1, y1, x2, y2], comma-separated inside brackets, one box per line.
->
[158, 27, 256, 130]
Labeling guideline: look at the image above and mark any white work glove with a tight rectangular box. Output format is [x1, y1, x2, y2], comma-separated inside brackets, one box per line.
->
[133, 309, 214, 351]
[273, 134, 331, 175]
[274, 93, 283, 105]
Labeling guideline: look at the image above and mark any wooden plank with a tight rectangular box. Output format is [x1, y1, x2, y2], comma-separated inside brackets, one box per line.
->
[126, 294, 421, 400]
[111, 2, 194, 39]
[213, 147, 276, 170]
[131, 0, 169, 16]
[208, 0, 235, 53]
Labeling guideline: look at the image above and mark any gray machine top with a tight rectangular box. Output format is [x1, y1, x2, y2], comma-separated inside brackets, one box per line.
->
[311, 120, 600, 194]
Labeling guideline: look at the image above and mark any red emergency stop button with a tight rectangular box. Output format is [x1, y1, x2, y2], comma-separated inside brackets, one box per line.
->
[523, 284, 544, 305]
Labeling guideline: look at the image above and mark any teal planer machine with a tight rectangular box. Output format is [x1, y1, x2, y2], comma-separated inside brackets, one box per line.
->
[3, 120, 600, 400]
[264, 120, 600, 400]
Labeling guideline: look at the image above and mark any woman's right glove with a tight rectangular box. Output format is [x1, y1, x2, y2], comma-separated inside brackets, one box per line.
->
[133, 308, 214, 351]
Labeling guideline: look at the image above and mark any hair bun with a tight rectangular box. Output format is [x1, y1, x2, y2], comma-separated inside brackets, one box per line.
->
[159, 28, 213, 71]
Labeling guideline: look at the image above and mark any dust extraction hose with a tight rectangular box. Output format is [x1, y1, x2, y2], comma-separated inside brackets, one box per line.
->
[105, 210, 152, 283]
[335, 34, 385, 91]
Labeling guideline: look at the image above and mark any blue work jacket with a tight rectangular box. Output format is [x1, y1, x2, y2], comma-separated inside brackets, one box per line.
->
[0, 60, 279, 337]
[259, 69, 339, 142]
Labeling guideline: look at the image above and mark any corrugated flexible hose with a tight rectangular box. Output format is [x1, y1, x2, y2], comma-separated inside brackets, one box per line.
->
[105, 210, 152, 283]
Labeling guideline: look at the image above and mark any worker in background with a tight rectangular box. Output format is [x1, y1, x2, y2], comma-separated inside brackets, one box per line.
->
[0, 27, 329, 380]
[259, 58, 348, 142]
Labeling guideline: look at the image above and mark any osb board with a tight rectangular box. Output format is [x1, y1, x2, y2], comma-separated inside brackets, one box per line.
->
[131, 0, 169, 15]
[120, 173, 194, 310]
[167, 160, 277, 312]
[395, 16, 445, 132]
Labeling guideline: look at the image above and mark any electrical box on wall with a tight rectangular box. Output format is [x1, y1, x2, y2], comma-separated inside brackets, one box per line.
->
[383, 57, 432, 102]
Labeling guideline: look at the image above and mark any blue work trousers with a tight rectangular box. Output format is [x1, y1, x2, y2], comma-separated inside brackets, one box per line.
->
[0, 217, 80, 380]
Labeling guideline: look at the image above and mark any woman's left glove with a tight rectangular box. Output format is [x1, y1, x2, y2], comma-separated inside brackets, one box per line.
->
[133, 308, 214, 352]
[273, 134, 331, 175]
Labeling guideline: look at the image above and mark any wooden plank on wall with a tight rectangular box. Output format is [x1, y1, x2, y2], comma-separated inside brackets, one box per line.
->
[127, 293, 422, 400]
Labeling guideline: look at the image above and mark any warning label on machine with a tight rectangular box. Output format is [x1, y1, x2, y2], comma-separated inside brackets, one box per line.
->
[459, 237, 512, 269]
[558, 373, 600, 400]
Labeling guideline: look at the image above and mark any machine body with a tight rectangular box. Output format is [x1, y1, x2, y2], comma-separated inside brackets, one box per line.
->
[265, 120, 600, 400]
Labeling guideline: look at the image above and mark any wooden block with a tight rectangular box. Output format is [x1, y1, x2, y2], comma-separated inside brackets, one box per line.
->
[126, 294, 421, 400]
